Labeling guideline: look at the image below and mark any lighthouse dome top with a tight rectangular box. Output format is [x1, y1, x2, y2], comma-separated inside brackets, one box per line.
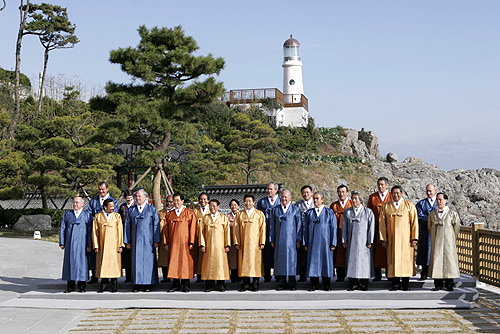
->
[283, 34, 300, 47]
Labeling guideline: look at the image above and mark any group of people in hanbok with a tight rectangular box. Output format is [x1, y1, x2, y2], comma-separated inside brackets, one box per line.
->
[59, 178, 461, 293]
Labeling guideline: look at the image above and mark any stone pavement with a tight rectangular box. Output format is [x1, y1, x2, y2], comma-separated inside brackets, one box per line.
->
[1, 237, 500, 333]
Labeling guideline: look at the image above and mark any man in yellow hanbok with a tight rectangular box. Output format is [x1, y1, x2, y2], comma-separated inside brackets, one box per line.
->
[92, 199, 124, 292]
[199, 199, 231, 292]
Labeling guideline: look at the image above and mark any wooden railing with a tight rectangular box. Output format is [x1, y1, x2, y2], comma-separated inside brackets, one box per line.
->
[222, 88, 308, 111]
[457, 223, 500, 287]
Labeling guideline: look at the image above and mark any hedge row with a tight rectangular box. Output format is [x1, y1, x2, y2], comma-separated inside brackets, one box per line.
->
[0, 209, 64, 229]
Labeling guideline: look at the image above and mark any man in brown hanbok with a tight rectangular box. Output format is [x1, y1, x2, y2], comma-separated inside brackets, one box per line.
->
[92, 199, 124, 292]
[428, 193, 461, 291]
[379, 186, 418, 291]
[193, 192, 210, 282]
[164, 193, 197, 292]
[367, 177, 392, 281]
[158, 195, 174, 283]
[199, 199, 231, 292]
[330, 184, 352, 282]
[234, 194, 266, 292]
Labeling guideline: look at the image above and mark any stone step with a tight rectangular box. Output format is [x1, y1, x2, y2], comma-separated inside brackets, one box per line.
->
[20, 286, 478, 302]
[36, 273, 476, 290]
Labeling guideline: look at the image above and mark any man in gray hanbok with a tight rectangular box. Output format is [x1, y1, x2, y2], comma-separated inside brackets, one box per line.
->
[342, 191, 375, 291]
[269, 189, 302, 290]
[303, 192, 337, 291]
[428, 192, 461, 291]
[60, 197, 93, 293]
[124, 189, 161, 292]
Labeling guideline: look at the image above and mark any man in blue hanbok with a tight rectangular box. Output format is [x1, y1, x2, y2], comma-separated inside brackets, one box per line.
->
[256, 182, 281, 282]
[303, 192, 337, 291]
[295, 185, 314, 282]
[87, 182, 119, 284]
[415, 184, 437, 280]
[124, 189, 161, 292]
[60, 197, 93, 293]
[269, 189, 302, 291]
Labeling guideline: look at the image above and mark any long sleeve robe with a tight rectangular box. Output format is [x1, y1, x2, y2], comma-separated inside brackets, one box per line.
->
[269, 204, 302, 276]
[92, 212, 124, 278]
[342, 206, 375, 279]
[157, 208, 171, 267]
[415, 198, 437, 266]
[60, 210, 92, 282]
[256, 196, 281, 270]
[193, 206, 209, 276]
[124, 204, 161, 285]
[226, 212, 238, 270]
[164, 208, 197, 279]
[367, 191, 392, 268]
[118, 203, 133, 270]
[234, 209, 266, 277]
[87, 195, 119, 271]
[330, 199, 353, 268]
[428, 209, 461, 279]
[379, 199, 418, 278]
[199, 214, 231, 280]
[303, 207, 337, 278]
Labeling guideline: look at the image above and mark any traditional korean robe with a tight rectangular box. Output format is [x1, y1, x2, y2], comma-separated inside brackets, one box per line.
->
[379, 199, 418, 278]
[295, 198, 313, 272]
[303, 207, 337, 278]
[157, 208, 171, 267]
[269, 204, 302, 276]
[87, 195, 119, 271]
[256, 195, 281, 271]
[330, 199, 353, 268]
[118, 202, 133, 270]
[342, 206, 375, 279]
[124, 204, 161, 285]
[60, 210, 92, 282]
[193, 206, 209, 276]
[164, 208, 197, 279]
[226, 212, 238, 270]
[199, 213, 231, 280]
[428, 208, 461, 279]
[415, 197, 437, 266]
[234, 209, 266, 277]
[92, 212, 124, 278]
[367, 191, 392, 268]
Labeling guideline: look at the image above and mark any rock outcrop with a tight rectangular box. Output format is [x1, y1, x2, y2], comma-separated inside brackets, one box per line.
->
[340, 129, 500, 230]
[13, 214, 52, 232]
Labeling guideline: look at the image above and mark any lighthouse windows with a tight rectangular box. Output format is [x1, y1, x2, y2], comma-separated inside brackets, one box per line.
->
[289, 79, 295, 86]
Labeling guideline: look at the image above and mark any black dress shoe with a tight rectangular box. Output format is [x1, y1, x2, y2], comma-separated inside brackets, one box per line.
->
[419, 275, 428, 281]
[182, 287, 190, 293]
[78, 288, 85, 293]
[308, 286, 316, 291]
[218, 287, 226, 292]
[133, 289, 139, 293]
[431, 287, 442, 291]
[402, 287, 410, 291]
[358, 285, 368, 291]
[446, 287, 454, 291]
[63, 289, 72, 293]
[97, 288, 105, 293]
[390, 286, 399, 291]
[167, 289, 174, 293]
[238, 284, 249, 292]
[324, 286, 331, 291]
[205, 289, 212, 292]
[290, 287, 296, 291]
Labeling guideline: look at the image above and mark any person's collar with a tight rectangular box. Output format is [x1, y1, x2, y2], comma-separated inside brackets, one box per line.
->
[379, 190, 388, 199]
[428, 196, 436, 204]
[127, 201, 135, 208]
[315, 204, 325, 214]
[306, 198, 313, 207]
[100, 193, 110, 201]
[339, 198, 348, 208]
[393, 198, 403, 208]
[245, 207, 255, 217]
[175, 206, 184, 216]
[211, 212, 219, 220]
[200, 205, 208, 214]
[74, 208, 83, 216]
[282, 203, 290, 212]
[354, 204, 363, 214]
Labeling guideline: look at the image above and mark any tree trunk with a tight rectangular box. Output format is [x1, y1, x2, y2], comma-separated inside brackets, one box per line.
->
[152, 164, 162, 211]
[37, 46, 49, 114]
[8, 0, 30, 139]
[41, 189, 48, 209]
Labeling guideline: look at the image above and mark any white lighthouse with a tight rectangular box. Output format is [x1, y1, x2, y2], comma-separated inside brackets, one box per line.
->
[282, 35, 304, 103]
[223, 34, 309, 128]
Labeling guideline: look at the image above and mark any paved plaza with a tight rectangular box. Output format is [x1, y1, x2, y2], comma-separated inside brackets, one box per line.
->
[1, 237, 500, 333]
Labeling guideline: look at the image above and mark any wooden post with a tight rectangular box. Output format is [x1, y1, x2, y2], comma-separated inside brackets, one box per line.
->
[472, 221, 484, 283]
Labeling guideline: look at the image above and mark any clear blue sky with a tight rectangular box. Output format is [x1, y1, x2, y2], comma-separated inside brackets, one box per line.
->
[1, 0, 499, 171]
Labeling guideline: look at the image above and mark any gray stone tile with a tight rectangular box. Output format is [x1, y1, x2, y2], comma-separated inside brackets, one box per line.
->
[294, 329, 344, 333]
[458, 318, 500, 325]
[293, 323, 342, 328]
[291, 316, 339, 321]
[179, 330, 228, 334]
[348, 321, 398, 327]
[403, 320, 454, 325]
[236, 329, 283, 333]
[238, 322, 284, 327]
[183, 323, 229, 328]
[184, 318, 230, 323]
[351, 327, 403, 332]
[341, 310, 387, 314]
[469, 325, 500, 331]
[126, 324, 175, 329]
[345, 315, 392, 321]
[123, 331, 173, 334]
[412, 328, 464, 332]
[398, 314, 446, 319]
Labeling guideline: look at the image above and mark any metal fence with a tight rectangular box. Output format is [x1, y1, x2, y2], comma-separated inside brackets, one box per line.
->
[458, 223, 500, 287]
